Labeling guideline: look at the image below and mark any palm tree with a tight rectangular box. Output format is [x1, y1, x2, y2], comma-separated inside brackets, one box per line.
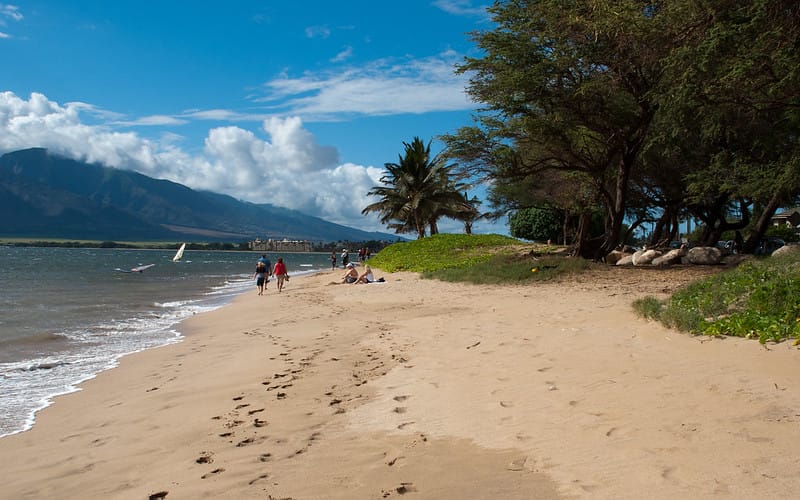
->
[448, 191, 484, 235]
[362, 137, 468, 239]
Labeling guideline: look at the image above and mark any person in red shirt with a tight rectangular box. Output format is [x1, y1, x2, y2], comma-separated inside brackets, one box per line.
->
[272, 257, 289, 293]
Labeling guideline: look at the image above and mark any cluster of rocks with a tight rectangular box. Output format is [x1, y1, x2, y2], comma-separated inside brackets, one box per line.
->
[606, 242, 799, 267]
[607, 245, 723, 266]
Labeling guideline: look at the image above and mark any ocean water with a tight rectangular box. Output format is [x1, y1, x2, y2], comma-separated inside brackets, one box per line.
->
[0, 246, 332, 437]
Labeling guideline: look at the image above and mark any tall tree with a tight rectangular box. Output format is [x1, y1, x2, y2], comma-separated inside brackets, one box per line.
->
[444, 0, 675, 257]
[658, 0, 800, 251]
[362, 138, 469, 239]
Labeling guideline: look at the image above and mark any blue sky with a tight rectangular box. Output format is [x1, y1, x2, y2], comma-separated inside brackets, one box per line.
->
[0, 1, 509, 236]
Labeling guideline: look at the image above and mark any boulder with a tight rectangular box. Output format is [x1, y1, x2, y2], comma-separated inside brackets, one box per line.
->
[633, 248, 662, 266]
[687, 246, 723, 265]
[615, 254, 634, 266]
[772, 243, 800, 258]
[605, 249, 628, 265]
[652, 247, 685, 267]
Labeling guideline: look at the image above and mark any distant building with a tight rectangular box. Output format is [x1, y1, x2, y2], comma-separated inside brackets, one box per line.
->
[249, 238, 313, 253]
[771, 208, 800, 232]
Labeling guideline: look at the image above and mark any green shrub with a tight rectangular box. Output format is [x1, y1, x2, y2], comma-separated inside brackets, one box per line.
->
[634, 253, 800, 343]
[368, 233, 520, 273]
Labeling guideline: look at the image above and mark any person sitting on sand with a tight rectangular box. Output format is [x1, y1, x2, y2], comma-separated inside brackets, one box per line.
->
[341, 263, 359, 284]
[354, 265, 374, 284]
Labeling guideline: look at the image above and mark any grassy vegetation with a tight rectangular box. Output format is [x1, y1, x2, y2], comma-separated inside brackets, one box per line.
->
[633, 253, 800, 344]
[368, 233, 589, 284]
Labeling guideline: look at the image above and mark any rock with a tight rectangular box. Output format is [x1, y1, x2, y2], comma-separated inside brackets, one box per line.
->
[687, 246, 723, 265]
[633, 249, 661, 266]
[615, 254, 634, 266]
[652, 246, 688, 267]
[605, 249, 627, 265]
[772, 243, 800, 258]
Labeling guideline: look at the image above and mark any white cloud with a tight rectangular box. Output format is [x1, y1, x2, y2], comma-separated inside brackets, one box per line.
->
[331, 45, 353, 63]
[113, 115, 188, 126]
[0, 3, 21, 39]
[256, 52, 475, 119]
[0, 4, 22, 23]
[0, 91, 390, 233]
[432, 0, 490, 18]
[304, 25, 330, 39]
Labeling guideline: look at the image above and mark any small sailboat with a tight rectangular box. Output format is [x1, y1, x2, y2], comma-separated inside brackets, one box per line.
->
[172, 243, 186, 262]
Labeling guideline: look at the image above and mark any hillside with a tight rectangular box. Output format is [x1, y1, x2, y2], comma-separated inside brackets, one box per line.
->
[0, 148, 396, 242]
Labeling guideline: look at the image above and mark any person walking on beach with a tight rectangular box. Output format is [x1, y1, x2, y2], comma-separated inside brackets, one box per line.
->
[272, 257, 289, 293]
[341, 249, 349, 268]
[330, 251, 337, 270]
[253, 260, 267, 295]
[257, 254, 272, 289]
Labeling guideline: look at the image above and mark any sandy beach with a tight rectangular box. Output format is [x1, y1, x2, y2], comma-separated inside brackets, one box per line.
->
[1, 267, 799, 499]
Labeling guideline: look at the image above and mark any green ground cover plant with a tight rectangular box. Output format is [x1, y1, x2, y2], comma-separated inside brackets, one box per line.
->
[368, 233, 587, 283]
[367, 233, 520, 272]
[633, 253, 800, 344]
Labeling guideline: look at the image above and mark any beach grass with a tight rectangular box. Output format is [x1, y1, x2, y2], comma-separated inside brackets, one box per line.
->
[633, 252, 800, 343]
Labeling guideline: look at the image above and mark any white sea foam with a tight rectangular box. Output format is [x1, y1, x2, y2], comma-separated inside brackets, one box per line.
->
[0, 248, 332, 438]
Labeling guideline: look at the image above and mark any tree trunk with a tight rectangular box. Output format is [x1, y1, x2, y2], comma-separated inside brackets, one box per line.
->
[742, 192, 784, 253]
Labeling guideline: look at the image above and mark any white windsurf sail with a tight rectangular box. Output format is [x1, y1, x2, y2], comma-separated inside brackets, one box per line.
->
[172, 243, 186, 262]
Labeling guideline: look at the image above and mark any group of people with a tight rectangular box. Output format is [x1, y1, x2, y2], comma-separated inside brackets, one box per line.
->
[253, 254, 289, 294]
[330, 247, 372, 270]
[341, 262, 380, 284]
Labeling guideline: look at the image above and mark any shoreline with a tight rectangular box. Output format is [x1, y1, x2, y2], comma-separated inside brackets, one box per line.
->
[1, 269, 798, 498]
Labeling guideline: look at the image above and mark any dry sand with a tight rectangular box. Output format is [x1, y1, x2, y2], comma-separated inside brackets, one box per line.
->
[1, 266, 799, 499]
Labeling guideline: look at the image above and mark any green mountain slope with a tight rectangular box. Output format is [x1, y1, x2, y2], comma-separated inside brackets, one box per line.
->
[0, 148, 395, 242]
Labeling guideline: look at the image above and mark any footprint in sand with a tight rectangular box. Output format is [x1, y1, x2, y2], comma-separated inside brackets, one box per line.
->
[393, 395, 410, 402]
[393, 407, 407, 414]
[196, 452, 214, 464]
[396, 482, 417, 494]
[386, 455, 406, 466]
[149, 492, 168, 500]
[237, 436, 265, 447]
[201, 468, 225, 479]
[248, 473, 269, 485]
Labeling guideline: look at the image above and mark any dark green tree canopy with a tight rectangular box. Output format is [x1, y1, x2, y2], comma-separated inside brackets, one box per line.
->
[444, 0, 800, 256]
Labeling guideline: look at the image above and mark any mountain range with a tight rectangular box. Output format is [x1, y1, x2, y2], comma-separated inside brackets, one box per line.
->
[0, 148, 396, 243]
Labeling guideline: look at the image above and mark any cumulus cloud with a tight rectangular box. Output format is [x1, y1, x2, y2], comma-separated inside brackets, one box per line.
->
[257, 52, 474, 119]
[0, 91, 388, 232]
